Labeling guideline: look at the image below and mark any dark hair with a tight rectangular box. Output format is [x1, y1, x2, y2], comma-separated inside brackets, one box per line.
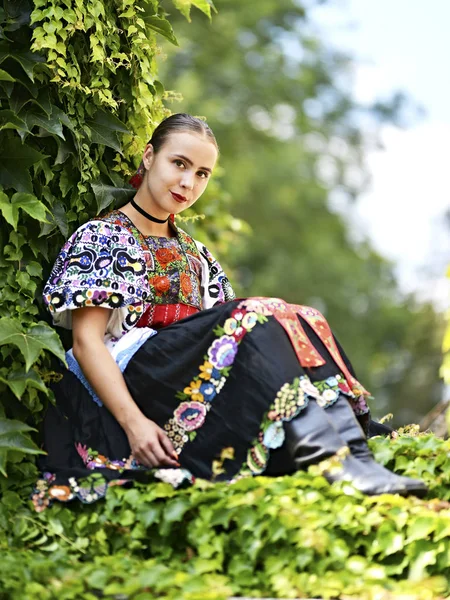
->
[149, 113, 218, 153]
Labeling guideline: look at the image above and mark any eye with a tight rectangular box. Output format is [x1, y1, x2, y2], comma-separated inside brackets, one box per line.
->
[197, 171, 210, 179]
[174, 159, 185, 169]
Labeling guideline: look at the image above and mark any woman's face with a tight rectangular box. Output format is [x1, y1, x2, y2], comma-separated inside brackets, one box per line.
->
[139, 131, 218, 217]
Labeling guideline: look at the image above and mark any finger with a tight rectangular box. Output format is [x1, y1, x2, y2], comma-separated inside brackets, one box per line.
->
[137, 448, 156, 468]
[134, 452, 147, 468]
[159, 455, 181, 468]
[151, 442, 179, 468]
[158, 430, 179, 461]
[145, 449, 158, 468]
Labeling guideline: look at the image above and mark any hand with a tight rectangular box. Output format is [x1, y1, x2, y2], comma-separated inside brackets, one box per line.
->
[125, 415, 180, 469]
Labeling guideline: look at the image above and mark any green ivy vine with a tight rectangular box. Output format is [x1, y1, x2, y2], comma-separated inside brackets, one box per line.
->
[0, 0, 213, 475]
[1, 433, 450, 599]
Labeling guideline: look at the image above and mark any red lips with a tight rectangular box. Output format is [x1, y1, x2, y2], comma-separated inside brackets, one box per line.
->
[170, 191, 187, 203]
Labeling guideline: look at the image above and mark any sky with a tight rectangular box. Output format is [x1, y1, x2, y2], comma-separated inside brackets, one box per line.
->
[310, 0, 450, 309]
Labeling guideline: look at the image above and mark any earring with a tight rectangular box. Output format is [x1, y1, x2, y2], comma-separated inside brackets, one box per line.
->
[129, 161, 145, 189]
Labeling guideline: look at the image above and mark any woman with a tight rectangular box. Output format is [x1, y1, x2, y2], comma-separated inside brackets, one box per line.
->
[32, 114, 426, 511]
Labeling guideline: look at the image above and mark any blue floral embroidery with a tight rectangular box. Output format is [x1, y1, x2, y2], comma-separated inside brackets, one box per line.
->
[263, 421, 285, 449]
[200, 382, 217, 402]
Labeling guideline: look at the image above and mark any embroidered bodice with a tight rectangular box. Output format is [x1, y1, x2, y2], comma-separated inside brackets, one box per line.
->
[44, 210, 235, 338]
[103, 211, 203, 309]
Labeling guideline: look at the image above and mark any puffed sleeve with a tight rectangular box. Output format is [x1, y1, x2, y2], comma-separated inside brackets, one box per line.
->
[43, 219, 150, 331]
[194, 241, 235, 309]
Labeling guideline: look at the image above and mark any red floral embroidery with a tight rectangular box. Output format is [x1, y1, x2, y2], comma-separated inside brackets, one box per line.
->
[180, 272, 193, 297]
[150, 275, 170, 295]
[156, 247, 182, 267]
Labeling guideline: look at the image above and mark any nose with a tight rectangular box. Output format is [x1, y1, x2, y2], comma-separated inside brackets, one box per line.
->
[180, 170, 195, 190]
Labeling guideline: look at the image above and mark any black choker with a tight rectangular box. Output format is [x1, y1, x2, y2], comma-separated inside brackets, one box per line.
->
[130, 198, 169, 224]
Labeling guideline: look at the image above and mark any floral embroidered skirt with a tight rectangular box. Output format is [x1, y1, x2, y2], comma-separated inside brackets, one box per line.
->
[33, 298, 371, 511]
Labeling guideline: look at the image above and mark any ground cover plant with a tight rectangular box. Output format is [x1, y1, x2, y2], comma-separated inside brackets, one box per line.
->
[0, 1, 449, 599]
[2, 433, 450, 599]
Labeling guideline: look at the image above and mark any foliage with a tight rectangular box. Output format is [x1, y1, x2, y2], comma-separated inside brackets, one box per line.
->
[0, 0, 216, 473]
[1, 433, 450, 599]
[442, 264, 450, 437]
[440, 265, 450, 387]
[0, 2, 448, 595]
[159, 0, 444, 426]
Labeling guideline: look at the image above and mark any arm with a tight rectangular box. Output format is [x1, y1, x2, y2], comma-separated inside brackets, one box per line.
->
[72, 307, 179, 468]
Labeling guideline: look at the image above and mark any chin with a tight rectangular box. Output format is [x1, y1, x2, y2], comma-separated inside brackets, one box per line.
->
[173, 201, 190, 212]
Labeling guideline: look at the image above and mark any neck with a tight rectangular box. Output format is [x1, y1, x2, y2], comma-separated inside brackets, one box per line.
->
[137, 218, 173, 237]
[121, 201, 173, 237]
[130, 197, 169, 222]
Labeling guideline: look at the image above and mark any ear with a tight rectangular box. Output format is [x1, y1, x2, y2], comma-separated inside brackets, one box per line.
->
[142, 144, 155, 170]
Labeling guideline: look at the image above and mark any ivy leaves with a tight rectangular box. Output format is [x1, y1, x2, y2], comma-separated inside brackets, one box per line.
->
[0, 419, 43, 476]
[0, 318, 65, 369]
[0, 318, 65, 465]
[0, 368, 47, 400]
[85, 110, 130, 154]
[0, 138, 45, 193]
[0, 319, 65, 467]
[0, 0, 226, 478]
[0, 41, 45, 82]
[0, 191, 48, 230]
[171, 0, 215, 22]
[140, 5, 179, 46]
[1, 433, 450, 597]
[91, 181, 135, 213]
[0, 0, 200, 477]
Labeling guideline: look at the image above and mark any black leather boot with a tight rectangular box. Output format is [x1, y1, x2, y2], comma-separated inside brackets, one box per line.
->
[265, 400, 422, 496]
[321, 395, 427, 498]
[265, 399, 348, 476]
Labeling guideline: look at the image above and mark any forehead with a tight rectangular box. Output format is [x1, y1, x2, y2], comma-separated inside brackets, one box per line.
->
[162, 131, 218, 168]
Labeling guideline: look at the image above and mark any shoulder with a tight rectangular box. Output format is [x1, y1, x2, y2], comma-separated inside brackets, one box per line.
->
[64, 212, 144, 254]
[73, 211, 136, 238]
[193, 239, 218, 265]
[175, 224, 199, 250]
[193, 239, 226, 281]
[66, 218, 114, 245]
[191, 239, 235, 305]
[44, 212, 150, 318]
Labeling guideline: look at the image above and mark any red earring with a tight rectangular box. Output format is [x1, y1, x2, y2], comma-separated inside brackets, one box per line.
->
[129, 173, 143, 189]
[129, 161, 145, 189]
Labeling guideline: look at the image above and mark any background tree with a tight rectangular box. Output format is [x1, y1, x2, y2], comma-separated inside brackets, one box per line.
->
[158, 0, 444, 425]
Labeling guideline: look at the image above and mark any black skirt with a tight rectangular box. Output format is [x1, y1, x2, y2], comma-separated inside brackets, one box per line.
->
[32, 299, 370, 511]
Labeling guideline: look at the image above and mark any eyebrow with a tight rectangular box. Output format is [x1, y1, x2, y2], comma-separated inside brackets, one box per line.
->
[171, 154, 212, 173]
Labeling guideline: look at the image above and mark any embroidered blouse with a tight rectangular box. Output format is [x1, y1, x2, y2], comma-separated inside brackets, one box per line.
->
[44, 211, 235, 339]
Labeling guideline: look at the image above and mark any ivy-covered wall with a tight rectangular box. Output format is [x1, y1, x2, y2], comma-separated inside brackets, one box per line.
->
[0, 0, 214, 476]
